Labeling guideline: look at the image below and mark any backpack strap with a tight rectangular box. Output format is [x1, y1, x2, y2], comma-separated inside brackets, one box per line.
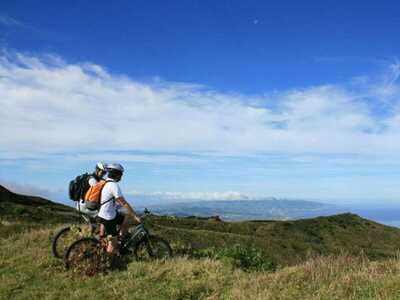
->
[99, 198, 113, 206]
[98, 179, 117, 207]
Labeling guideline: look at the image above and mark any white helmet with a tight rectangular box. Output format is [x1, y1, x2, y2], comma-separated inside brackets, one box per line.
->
[106, 163, 124, 173]
[96, 161, 106, 171]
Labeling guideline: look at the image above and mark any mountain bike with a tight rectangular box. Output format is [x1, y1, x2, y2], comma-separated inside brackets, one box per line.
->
[64, 217, 172, 275]
[52, 213, 99, 259]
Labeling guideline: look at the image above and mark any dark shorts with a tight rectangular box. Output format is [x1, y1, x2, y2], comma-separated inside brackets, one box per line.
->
[98, 213, 124, 236]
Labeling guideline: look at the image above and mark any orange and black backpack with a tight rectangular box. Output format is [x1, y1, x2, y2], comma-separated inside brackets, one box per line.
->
[84, 179, 113, 210]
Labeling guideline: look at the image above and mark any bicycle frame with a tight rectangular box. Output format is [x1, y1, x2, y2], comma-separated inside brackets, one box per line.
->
[123, 224, 149, 249]
[79, 212, 99, 235]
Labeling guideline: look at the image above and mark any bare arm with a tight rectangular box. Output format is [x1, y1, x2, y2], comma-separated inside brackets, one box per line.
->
[115, 196, 141, 223]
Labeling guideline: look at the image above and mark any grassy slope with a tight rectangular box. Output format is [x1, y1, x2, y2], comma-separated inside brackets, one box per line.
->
[2, 183, 400, 266]
[3, 185, 400, 299]
[2, 226, 400, 300]
[150, 213, 400, 266]
[0, 187, 78, 223]
[0, 185, 80, 238]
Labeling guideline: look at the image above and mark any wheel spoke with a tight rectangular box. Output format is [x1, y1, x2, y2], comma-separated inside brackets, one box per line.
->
[65, 238, 105, 276]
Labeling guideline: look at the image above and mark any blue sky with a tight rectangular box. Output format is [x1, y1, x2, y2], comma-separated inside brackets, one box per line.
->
[1, 1, 400, 205]
[2, 0, 400, 92]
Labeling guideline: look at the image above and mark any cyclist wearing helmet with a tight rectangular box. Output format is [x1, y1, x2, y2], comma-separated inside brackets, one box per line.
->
[98, 163, 141, 254]
[90, 162, 107, 185]
[76, 162, 107, 215]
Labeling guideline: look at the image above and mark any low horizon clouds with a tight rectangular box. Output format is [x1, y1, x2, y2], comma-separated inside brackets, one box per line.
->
[1, 51, 400, 163]
[129, 190, 248, 201]
[1, 180, 252, 203]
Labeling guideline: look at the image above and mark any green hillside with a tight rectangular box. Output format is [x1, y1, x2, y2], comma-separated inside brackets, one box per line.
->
[2, 183, 400, 266]
[0, 185, 78, 223]
[2, 185, 400, 299]
[0, 185, 79, 237]
[2, 226, 400, 299]
[149, 213, 400, 266]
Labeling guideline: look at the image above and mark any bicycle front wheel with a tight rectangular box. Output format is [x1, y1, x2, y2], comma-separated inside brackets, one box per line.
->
[64, 237, 105, 276]
[134, 235, 173, 261]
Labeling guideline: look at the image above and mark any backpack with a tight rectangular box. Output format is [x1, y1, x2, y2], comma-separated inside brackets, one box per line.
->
[84, 180, 112, 210]
[69, 173, 92, 201]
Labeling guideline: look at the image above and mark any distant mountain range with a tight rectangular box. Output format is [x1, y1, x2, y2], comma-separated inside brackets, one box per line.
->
[138, 198, 347, 221]
[2, 182, 399, 225]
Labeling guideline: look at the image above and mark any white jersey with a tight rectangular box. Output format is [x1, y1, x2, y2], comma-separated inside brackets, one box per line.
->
[98, 178, 123, 220]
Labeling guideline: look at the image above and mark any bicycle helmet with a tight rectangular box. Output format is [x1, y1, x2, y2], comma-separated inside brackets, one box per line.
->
[96, 161, 106, 171]
[106, 163, 124, 181]
[106, 163, 124, 173]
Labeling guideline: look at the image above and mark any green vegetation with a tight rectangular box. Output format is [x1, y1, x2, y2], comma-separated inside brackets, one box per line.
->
[3, 185, 400, 299]
[149, 213, 400, 266]
[2, 225, 400, 299]
[0, 185, 79, 226]
[0, 185, 80, 239]
[190, 244, 277, 272]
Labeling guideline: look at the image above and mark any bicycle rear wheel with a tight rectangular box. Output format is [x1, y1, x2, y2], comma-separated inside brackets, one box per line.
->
[64, 237, 105, 276]
[52, 226, 83, 259]
[134, 235, 173, 261]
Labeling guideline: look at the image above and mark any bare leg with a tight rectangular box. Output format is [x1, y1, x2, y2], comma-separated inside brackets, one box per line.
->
[99, 223, 105, 238]
[106, 236, 118, 254]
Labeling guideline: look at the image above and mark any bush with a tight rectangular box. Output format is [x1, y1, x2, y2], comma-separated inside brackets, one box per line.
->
[192, 244, 276, 272]
[13, 206, 28, 215]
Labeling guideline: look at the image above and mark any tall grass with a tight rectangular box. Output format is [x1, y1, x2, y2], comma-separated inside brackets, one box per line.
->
[2, 224, 400, 299]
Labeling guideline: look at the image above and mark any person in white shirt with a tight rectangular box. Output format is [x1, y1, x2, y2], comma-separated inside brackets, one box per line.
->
[97, 163, 141, 254]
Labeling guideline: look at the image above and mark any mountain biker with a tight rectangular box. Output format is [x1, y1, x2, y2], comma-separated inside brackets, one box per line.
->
[97, 163, 141, 254]
[76, 162, 107, 215]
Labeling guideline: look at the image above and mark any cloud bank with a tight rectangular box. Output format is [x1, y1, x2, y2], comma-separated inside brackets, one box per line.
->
[1, 52, 400, 160]
[130, 190, 250, 201]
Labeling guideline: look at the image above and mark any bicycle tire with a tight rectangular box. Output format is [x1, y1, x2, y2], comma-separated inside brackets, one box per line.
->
[64, 237, 104, 276]
[134, 235, 173, 261]
[52, 226, 83, 259]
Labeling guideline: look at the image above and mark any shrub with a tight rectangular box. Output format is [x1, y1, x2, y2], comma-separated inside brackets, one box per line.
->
[192, 244, 276, 272]
[13, 206, 28, 215]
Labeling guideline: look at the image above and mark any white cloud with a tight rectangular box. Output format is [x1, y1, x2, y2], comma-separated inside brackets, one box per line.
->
[129, 190, 251, 201]
[68, 153, 201, 164]
[1, 52, 400, 160]
[0, 15, 23, 27]
[0, 179, 252, 204]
